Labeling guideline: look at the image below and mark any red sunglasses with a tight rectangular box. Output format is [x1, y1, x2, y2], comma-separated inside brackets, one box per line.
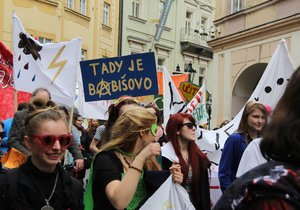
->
[31, 134, 73, 148]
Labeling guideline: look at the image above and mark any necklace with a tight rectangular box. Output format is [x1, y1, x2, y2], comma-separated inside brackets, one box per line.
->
[39, 172, 59, 210]
[123, 156, 132, 167]
[116, 147, 136, 158]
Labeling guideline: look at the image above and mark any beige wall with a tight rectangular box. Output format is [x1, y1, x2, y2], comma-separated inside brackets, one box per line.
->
[214, 0, 300, 39]
[98, 0, 119, 58]
[0, 0, 119, 59]
[208, 0, 300, 127]
[210, 34, 296, 126]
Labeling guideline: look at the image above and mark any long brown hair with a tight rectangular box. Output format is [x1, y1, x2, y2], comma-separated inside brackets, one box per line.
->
[166, 113, 210, 204]
[237, 100, 268, 139]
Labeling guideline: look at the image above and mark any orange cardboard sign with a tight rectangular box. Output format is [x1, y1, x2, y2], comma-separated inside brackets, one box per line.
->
[1, 148, 27, 169]
[157, 71, 188, 101]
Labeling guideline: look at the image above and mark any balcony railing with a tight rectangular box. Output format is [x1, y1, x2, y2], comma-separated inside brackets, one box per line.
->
[180, 27, 217, 46]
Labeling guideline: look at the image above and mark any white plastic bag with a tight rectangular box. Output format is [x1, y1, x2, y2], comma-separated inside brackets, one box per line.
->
[140, 175, 195, 210]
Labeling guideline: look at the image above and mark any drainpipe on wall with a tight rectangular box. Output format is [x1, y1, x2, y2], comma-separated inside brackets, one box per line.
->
[118, 0, 123, 56]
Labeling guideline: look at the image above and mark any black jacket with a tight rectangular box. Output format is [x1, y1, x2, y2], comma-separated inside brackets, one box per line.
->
[0, 157, 84, 210]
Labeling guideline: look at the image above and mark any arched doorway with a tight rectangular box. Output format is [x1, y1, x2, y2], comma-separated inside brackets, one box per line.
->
[231, 63, 268, 117]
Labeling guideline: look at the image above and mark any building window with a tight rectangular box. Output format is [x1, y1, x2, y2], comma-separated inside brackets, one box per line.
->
[38, 37, 52, 44]
[199, 67, 205, 86]
[129, 40, 144, 54]
[103, 2, 110, 26]
[156, 47, 170, 70]
[67, 0, 74, 9]
[132, 0, 140, 18]
[200, 16, 208, 38]
[232, 0, 243, 13]
[157, 58, 165, 70]
[81, 49, 87, 61]
[80, 0, 86, 15]
[199, 76, 204, 86]
[201, 16, 207, 30]
[185, 11, 193, 34]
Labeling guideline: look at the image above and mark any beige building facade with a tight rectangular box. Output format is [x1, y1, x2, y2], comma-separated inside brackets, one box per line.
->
[208, 0, 300, 127]
[120, 0, 216, 88]
[0, 0, 119, 60]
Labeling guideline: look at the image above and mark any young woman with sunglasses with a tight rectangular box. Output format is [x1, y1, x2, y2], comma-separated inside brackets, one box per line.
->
[162, 113, 211, 210]
[84, 107, 183, 210]
[0, 98, 84, 209]
[89, 96, 139, 154]
[218, 100, 268, 192]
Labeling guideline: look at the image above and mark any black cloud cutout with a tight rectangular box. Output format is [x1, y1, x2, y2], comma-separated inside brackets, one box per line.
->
[18, 32, 42, 60]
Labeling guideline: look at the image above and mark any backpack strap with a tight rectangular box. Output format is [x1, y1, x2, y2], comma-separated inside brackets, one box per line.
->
[7, 168, 19, 203]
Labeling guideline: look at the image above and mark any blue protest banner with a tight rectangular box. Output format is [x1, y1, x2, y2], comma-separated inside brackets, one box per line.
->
[80, 52, 158, 102]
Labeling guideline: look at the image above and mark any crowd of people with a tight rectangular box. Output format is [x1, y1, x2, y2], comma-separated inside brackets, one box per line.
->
[0, 65, 300, 209]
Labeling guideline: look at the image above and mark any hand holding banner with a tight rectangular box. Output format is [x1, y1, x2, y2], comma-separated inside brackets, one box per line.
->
[140, 176, 195, 210]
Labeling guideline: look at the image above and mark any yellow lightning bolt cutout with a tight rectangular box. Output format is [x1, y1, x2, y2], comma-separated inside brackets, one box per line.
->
[48, 45, 67, 84]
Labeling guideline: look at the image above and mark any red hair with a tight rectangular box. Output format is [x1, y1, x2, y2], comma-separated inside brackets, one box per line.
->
[166, 113, 210, 203]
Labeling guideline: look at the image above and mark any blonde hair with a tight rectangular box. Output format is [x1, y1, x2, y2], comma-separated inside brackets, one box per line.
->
[100, 107, 161, 170]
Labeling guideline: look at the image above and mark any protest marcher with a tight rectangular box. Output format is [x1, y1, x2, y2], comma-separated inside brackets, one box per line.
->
[89, 96, 139, 154]
[89, 124, 105, 154]
[69, 113, 93, 182]
[162, 113, 211, 210]
[218, 100, 268, 192]
[145, 103, 167, 146]
[0, 98, 84, 209]
[213, 66, 300, 210]
[1, 103, 28, 155]
[7, 88, 51, 155]
[236, 104, 272, 177]
[85, 107, 183, 210]
[86, 119, 99, 142]
[7, 87, 84, 171]
[219, 120, 230, 128]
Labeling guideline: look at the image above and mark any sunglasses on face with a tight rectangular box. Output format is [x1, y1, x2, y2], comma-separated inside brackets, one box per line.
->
[0, 131, 6, 139]
[31, 134, 73, 148]
[150, 123, 158, 137]
[181, 122, 196, 129]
